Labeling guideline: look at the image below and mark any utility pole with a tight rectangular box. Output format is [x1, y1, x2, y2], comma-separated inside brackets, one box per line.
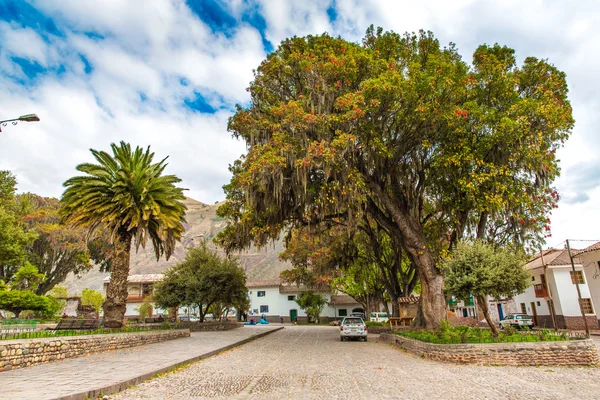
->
[540, 249, 557, 331]
[566, 239, 589, 337]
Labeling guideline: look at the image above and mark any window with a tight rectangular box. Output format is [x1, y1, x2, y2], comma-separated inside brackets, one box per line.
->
[339, 309, 347, 317]
[580, 298, 594, 314]
[520, 303, 527, 313]
[287, 295, 295, 301]
[260, 305, 269, 313]
[257, 291, 266, 297]
[531, 276, 535, 281]
[536, 301, 541, 307]
[570, 271, 585, 284]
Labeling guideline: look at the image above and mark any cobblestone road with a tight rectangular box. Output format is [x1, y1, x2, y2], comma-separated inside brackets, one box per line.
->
[112, 326, 600, 400]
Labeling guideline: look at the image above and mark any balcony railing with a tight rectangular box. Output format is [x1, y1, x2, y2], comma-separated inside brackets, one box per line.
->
[534, 284, 549, 298]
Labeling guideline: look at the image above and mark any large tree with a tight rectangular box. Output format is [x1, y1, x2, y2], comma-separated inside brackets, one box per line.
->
[22, 195, 112, 295]
[153, 243, 248, 322]
[0, 171, 37, 280]
[441, 241, 530, 336]
[216, 28, 573, 328]
[60, 142, 186, 328]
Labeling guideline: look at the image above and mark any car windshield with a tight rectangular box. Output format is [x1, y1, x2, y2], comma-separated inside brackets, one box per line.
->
[343, 318, 363, 325]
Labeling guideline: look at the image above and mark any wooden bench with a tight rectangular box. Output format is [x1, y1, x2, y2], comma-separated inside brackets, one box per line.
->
[49, 319, 101, 331]
[388, 317, 414, 330]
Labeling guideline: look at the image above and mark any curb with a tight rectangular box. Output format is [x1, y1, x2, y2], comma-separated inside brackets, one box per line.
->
[55, 326, 284, 400]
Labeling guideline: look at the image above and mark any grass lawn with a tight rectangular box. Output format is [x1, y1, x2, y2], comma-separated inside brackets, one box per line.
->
[0, 325, 179, 341]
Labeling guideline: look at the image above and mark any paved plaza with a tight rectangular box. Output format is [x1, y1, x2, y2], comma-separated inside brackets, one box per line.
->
[0, 326, 280, 400]
[111, 326, 600, 400]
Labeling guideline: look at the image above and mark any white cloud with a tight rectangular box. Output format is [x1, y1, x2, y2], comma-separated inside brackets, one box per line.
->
[0, 0, 599, 245]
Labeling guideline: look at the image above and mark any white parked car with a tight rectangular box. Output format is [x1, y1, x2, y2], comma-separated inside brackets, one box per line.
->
[499, 314, 533, 330]
[340, 317, 368, 341]
[369, 312, 389, 323]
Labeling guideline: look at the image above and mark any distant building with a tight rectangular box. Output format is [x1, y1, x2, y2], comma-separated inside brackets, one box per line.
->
[247, 280, 364, 323]
[103, 274, 168, 317]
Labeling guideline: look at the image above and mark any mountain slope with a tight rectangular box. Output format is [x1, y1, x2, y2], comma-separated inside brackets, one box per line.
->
[63, 198, 290, 294]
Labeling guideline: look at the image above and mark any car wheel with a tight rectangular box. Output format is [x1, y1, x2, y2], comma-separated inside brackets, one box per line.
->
[364, 336, 368, 342]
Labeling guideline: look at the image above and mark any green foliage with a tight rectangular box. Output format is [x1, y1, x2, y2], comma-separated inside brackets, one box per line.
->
[43, 285, 69, 319]
[153, 243, 248, 322]
[81, 289, 104, 313]
[60, 141, 187, 261]
[295, 292, 326, 322]
[0, 171, 37, 281]
[22, 195, 113, 295]
[0, 326, 173, 341]
[365, 321, 386, 327]
[136, 301, 153, 321]
[396, 326, 568, 344]
[215, 27, 573, 327]
[10, 263, 46, 292]
[440, 241, 530, 301]
[0, 289, 51, 317]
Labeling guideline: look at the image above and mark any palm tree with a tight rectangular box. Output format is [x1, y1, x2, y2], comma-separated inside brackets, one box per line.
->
[60, 142, 186, 328]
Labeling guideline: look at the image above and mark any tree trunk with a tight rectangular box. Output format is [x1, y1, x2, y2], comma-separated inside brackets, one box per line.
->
[368, 187, 447, 329]
[103, 233, 131, 329]
[476, 295, 498, 337]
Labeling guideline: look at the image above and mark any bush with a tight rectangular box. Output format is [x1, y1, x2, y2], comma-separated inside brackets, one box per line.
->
[365, 321, 386, 327]
[396, 326, 569, 344]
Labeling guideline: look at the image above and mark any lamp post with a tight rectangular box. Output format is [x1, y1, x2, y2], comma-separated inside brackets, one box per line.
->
[0, 114, 40, 132]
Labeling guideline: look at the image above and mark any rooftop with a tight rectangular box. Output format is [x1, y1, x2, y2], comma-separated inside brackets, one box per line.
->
[103, 274, 164, 283]
[525, 248, 581, 270]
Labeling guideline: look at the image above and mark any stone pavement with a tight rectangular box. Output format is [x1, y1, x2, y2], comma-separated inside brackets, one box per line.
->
[0, 325, 281, 400]
[112, 325, 600, 400]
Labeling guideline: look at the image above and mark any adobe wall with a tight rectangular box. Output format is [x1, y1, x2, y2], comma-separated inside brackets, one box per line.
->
[0, 329, 190, 372]
[380, 333, 599, 367]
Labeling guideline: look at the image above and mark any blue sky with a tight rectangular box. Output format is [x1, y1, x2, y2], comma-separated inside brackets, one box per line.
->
[0, 0, 599, 245]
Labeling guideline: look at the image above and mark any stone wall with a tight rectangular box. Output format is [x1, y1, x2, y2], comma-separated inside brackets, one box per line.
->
[380, 333, 599, 366]
[178, 321, 242, 332]
[0, 329, 190, 372]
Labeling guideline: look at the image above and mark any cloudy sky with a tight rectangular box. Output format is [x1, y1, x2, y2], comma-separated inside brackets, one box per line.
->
[0, 0, 598, 247]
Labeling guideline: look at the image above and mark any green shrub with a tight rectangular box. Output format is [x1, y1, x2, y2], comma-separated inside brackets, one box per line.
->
[396, 326, 568, 344]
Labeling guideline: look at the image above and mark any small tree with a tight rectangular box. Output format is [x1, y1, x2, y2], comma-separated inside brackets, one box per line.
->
[440, 241, 530, 336]
[0, 290, 50, 317]
[10, 263, 46, 292]
[153, 243, 248, 322]
[295, 292, 326, 323]
[136, 301, 153, 321]
[44, 285, 68, 319]
[81, 289, 104, 315]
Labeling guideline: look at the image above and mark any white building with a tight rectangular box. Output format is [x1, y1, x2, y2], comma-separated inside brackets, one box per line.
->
[577, 242, 600, 328]
[247, 280, 363, 323]
[512, 248, 598, 330]
[103, 274, 192, 318]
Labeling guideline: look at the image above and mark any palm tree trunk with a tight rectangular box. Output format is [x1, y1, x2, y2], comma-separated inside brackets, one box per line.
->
[103, 233, 131, 328]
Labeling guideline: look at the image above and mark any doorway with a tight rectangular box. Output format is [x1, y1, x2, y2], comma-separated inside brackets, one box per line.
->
[497, 303, 504, 321]
[290, 309, 297, 323]
[530, 302, 538, 326]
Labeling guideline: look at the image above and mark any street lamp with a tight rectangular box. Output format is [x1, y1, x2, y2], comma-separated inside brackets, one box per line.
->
[0, 114, 40, 132]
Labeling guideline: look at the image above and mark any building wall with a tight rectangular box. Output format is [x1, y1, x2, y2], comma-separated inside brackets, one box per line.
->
[580, 250, 600, 324]
[513, 265, 597, 329]
[487, 297, 518, 323]
[553, 267, 594, 316]
[247, 287, 363, 321]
